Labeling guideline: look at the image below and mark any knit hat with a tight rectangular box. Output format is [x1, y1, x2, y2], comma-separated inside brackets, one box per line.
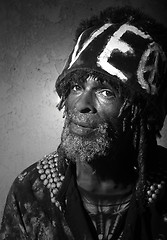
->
[56, 10, 167, 125]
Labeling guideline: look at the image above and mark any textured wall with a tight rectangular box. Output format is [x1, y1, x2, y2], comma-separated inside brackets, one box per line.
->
[0, 0, 167, 222]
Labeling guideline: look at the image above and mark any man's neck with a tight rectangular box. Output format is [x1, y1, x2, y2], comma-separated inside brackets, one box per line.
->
[76, 160, 135, 196]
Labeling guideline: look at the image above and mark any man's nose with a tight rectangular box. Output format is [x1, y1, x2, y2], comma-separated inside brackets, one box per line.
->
[75, 91, 97, 114]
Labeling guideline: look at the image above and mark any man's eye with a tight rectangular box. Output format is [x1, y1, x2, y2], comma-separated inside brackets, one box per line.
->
[71, 84, 82, 92]
[98, 89, 116, 99]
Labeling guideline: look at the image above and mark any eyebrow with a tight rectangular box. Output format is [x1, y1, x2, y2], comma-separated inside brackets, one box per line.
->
[90, 74, 121, 93]
[69, 70, 122, 94]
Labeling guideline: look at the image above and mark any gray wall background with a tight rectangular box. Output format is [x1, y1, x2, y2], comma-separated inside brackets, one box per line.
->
[0, 0, 167, 222]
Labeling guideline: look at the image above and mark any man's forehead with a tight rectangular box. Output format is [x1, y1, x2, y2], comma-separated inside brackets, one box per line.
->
[70, 71, 120, 89]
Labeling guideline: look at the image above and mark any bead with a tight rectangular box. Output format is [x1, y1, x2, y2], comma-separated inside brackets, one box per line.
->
[40, 174, 46, 180]
[98, 234, 103, 240]
[37, 164, 41, 170]
[152, 194, 157, 199]
[57, 182, 61, 188]
[148, 197, 153, 203]
[43, 179, 48, 185]
[53, 188, 58, 194]
[52, 172, 57, 178]
[42, 160, 47, 164]
[163, 214, 167, 223]
[47, 174, 51, 179]
[147, 190, 152, 196]
[161, 181, 165, 185]
[49, 178, 53, 183]
[155, 189, 160, 194]
[37, 152, 66, 210]
[51, 183, 56, 188]
[50, 164, 54, 168]
[45, 169, 50, 174]
[54, 177, 58, 183]
[55, 201, 60, 207]
[150, 185, 155, 191]
[48, 160, 53, 164]
[51, 197, 56, 203]
[38, 168, 44, 174]
[43, 164, 49, 169]
[51, 168, 56, 173]
[158, 184, 163, 189]
[60, 176, 65, 181]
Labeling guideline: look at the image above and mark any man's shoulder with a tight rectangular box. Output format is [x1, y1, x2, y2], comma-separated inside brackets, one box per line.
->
[1, 151, 70, 239]
[11, 150, 68, 206]
[14, 151, 59, 185]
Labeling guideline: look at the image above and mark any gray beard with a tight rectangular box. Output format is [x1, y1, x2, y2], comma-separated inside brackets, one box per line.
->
[60, 117, 119, 164]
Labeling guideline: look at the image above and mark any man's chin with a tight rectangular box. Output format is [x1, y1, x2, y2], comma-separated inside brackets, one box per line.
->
[60, 124, 113, 163]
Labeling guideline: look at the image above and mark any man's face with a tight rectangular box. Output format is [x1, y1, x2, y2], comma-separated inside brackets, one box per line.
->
[60, 74, 125, 163]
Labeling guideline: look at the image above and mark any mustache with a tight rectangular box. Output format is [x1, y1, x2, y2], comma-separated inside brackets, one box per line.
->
[65, 109, 119, 138]
[66, 109, 102, 128]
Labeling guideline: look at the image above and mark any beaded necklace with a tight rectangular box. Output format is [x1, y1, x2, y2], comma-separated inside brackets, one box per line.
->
[37, 151, 67, 210]
[36, 151, 166, 211]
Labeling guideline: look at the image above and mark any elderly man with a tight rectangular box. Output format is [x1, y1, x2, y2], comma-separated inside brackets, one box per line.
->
[1, 6, 167, 240]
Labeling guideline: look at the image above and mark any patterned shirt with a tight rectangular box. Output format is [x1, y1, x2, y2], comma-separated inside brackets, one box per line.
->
[79, 186, 131, 240]
[0, 147, 167, 240]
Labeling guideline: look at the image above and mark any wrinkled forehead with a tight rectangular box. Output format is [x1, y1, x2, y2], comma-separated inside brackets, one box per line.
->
[67, 69, 123, 91]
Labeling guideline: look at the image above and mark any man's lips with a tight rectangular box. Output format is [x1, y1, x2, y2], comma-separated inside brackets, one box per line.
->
[69, 121, 96, 136]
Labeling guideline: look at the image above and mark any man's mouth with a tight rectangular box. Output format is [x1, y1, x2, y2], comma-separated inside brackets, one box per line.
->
[69, 121, 96, 136]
